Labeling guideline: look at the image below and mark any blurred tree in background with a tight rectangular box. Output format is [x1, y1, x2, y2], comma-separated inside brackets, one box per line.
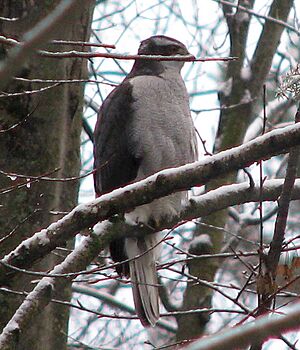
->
[0, 1, 95, 349]
[1, 1, 300, 350]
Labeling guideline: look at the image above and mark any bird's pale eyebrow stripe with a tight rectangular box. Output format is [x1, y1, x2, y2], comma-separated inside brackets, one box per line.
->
[153, 38, 182, 47]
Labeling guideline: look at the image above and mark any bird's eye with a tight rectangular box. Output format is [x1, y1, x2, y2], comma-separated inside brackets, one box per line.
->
[170, 45, 179, 53]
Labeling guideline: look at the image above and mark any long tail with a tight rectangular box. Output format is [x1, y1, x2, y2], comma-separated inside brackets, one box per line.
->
[125, 235, 160, 327]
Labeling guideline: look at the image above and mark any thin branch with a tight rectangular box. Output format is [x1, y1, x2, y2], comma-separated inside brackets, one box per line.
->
[214, 0, 300, 36]
[0, 232, 108, 349]
[249, 0, 294, 96]
[0, 0, 82, 89]
[184, 300, 300, 350]
[1, 123, 300, 284]
[72, 284, 176, 332]
[0, 104, 38, 133]
[1, 36, 115, 49]
[268, 106, 300, 276]
[0, 168, 61, 195]
[13, 77, 114, 85]
[0, 168, 94, 184]
[0, 34, 237, 62]
[167, 267, 250, 313]
[0, 82, 60, 98]
[37, 50, 236, 62]
[50, 39, 115, 48]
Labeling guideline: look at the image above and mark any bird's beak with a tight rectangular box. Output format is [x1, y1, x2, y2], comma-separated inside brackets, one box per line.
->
[179, 47, 195, 61]
[189, 54, 196, 61]
[185, 51, 195, 62]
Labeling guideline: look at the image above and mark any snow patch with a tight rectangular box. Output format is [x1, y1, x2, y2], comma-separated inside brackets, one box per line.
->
[241, 89, 252, 104]
[240, 66, 252, 81]
[73, 202, 89, 214]
[89, 205, 99, 214]
[93, 220, 111, 236]
[243, 117, 263, 143]
[236, 10, 250, 23]
[125, 204, 153, 225]
[36, 278, 54, 291]
[124, 213, 140, 226]
[39, 235, 50, 246]
[220, 77, 233, 97]
[192, 234, 212, 246]
[5, 319, 19, 332]
[189, 234, 213, 255]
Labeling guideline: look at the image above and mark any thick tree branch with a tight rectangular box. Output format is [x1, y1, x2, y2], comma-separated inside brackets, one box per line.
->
[1, 124, 300, 284]
[184, 300, 300, 350]
[2, 178, 300, 285]
[0, 231, 106, 350]
[216, 0, 254, 154]
[225, 0, 254, 78]
[3, 175, 300, 347]
[216, 0, 299, 36]
[249, 0, 293, 96]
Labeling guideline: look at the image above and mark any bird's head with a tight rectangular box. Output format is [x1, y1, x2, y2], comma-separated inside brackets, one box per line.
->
[129, 35, 194, 76]
[138, 36, 190, 56]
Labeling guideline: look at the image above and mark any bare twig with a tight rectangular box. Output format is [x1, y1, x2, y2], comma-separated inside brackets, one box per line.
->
[38, 50, 236, 62]
[0, 34, 237, 62]
[1, 123, 300, 284]
[184, 300, 300, 350]
[0, 0, 81, 89]
[0, 104, 37, 133]
[0, 82, 60, 98]
[268, 106, 300, 277]
[50, 39, 115, 48]
[215, 0, 300, 36]
[0, 168, 94, 184]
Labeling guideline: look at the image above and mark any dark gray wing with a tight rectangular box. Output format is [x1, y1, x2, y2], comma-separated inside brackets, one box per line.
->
[93, 81, 140, 276]
[93, 81, 140, 195]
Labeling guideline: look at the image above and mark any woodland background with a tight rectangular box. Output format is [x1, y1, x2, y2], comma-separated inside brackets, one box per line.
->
[1, 1, 300, 349]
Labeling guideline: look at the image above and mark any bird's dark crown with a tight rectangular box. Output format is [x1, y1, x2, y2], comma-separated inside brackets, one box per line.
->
[138, 35, 189, 56]
[126, 35, 190, 78]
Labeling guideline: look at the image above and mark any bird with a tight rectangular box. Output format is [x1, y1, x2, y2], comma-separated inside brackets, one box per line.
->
[93, 35, 198, 327]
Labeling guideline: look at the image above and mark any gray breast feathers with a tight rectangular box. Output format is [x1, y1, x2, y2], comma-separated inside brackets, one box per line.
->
[124, 72, 197, 224]
[128, 72, 197, 180]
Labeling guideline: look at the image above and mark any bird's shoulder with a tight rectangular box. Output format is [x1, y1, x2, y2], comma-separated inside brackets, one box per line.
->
[99, 81, 134, 122]
[93, 80, 140, 195]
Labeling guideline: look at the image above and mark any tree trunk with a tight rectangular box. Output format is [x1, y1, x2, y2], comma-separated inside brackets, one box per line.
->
[176, 0, 293, 340]
[0, 1, 95, 349]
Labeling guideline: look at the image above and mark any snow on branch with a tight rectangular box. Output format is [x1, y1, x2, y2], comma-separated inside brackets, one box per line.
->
[0, 34, 235, 62]
[184, 300, 300, 350]
[0, 33, 236, 62]
[0, 35, 115, 49]
[2, 178, 300, 283]
[1, 124, 300, 285]
[2, 182, 300, 344]
[0, 231, 108, 349]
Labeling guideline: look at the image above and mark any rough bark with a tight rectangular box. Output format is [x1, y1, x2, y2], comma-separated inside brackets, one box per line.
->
[0, 1, 95, 349]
